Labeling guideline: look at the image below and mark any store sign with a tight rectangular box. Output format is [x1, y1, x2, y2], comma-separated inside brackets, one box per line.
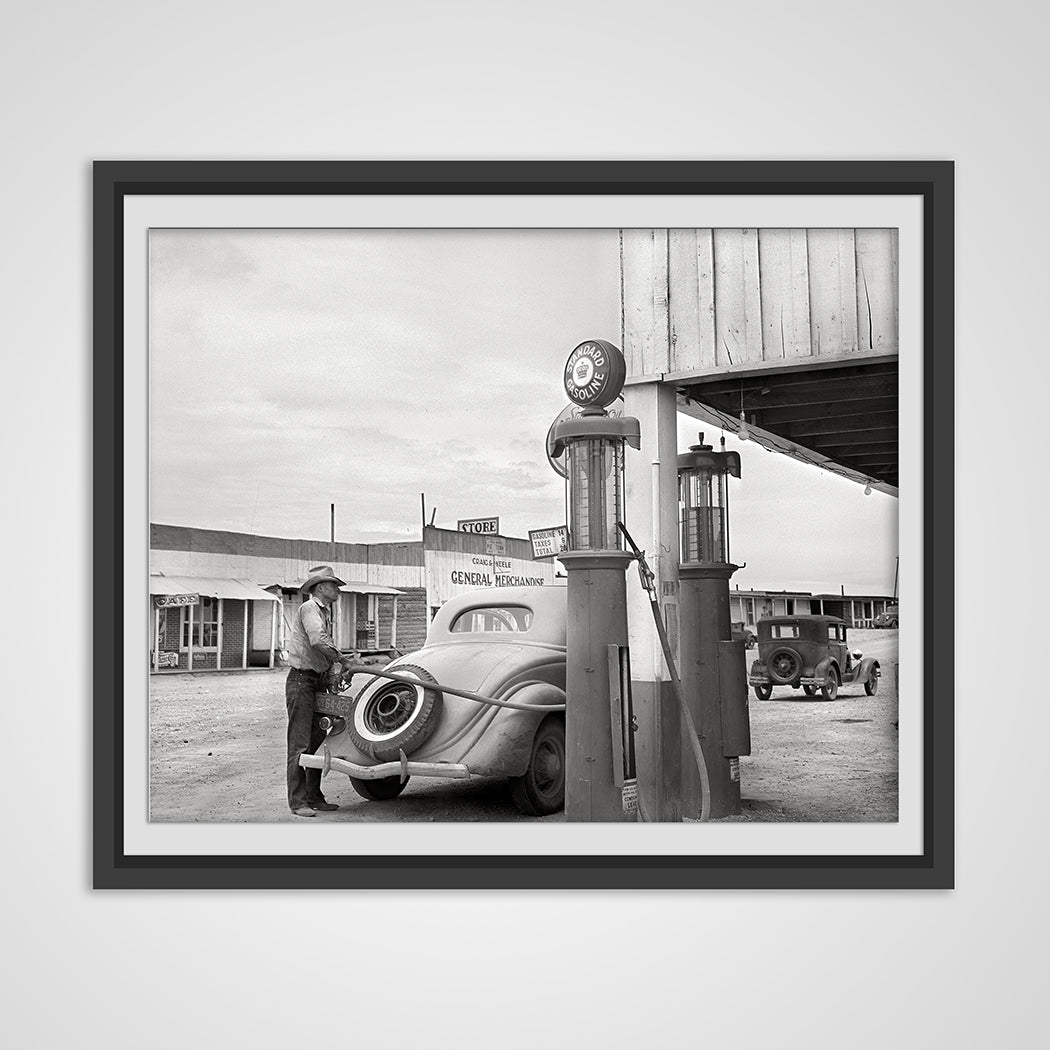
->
[485, 537, 507, 556]
[154, 593, 198, 608]
[529, 525, 568, 559]
[458, 517, 499, 535]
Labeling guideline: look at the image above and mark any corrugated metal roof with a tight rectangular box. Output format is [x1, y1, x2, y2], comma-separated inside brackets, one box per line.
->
[339, 582, 404, 596]
[148, 575, 280, 602]
[263, 581, 405, 595]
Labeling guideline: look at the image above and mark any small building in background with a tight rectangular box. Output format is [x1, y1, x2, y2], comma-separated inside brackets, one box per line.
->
[731, 586, 896, 629]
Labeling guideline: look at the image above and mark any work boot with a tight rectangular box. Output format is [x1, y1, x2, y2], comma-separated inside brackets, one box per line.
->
[292, 806, 316, 817]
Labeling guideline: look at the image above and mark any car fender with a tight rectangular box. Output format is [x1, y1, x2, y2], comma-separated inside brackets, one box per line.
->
[813, 655, 838, 682]
[418, 680, 563, 777]
[856, 657, 880, 682]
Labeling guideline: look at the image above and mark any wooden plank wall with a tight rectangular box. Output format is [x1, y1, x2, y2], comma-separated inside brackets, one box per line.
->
[622, 228, 899, 376]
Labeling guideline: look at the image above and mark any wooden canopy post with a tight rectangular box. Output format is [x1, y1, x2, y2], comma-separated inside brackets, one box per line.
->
[216, 597, 224, 671]
[187, 602, 195, 672]
[268, 601, 277, 668]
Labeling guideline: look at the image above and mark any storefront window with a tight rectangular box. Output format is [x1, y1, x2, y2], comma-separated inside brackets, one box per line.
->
[182, 597, 219, 649]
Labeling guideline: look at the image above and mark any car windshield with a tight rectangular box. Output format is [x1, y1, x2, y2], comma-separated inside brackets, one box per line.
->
[449, 605, 534, 633]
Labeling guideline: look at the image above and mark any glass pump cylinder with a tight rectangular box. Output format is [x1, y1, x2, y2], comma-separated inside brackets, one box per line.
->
[680, 463, 727, 563]
[551, 407, 640, 553]
[566, 437, 624, 550]
[677, 436, 741, 565]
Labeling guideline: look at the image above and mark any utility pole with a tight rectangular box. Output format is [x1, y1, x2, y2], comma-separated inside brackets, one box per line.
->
[330, 503, 335, 543]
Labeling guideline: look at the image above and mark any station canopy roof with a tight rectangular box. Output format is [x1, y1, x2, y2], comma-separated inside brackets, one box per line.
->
[678, 359, 899, 496]
[148, 575, 280, 602]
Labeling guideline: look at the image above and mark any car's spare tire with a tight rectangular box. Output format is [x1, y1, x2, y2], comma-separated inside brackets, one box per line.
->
[767, 647, 801, 684]
[349, 664, 442, 762]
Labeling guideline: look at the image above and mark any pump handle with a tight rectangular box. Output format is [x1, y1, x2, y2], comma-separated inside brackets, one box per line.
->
[616, 522, 656, 598]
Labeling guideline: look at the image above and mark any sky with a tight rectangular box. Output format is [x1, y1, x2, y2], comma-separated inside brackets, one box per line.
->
[149, 228, 898, 595]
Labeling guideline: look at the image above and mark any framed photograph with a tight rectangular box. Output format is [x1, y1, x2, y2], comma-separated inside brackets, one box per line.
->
[94, 160, 953, 889]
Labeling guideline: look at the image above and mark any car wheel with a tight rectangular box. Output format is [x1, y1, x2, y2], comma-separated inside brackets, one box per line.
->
[348, 663, 442, 762]
[821, 667, 840, 701]
[511, 718, 565, 816]
[865, 674, 879, 696]
[350, 775, 408, 801]
[753, 683, 773, 701]
[767, 647, 801, 684]
[889, 619, 898, 629]
[803, 684, 818, 696]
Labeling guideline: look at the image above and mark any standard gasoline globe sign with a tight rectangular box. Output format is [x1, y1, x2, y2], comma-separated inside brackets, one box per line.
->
[563, 339, 627, 408]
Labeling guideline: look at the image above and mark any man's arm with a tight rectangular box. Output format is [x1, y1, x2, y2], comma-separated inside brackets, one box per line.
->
[300, 602, 342, 665]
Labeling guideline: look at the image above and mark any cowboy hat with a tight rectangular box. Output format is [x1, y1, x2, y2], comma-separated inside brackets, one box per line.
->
[299, 565, 346, 595]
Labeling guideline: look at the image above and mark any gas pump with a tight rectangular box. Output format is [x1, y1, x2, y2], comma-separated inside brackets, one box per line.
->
[551, 340, 641, 821]
[677, 435, 752, 818]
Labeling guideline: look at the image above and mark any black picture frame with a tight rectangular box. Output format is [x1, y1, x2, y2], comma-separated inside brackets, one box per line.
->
[94, 160, 954, 889]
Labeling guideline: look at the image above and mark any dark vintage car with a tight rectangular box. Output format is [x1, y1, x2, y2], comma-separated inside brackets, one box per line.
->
[301, 586, 568, 815]
[732, 621, 757, 648]
[748, 615, 880, 701]
[873, 605, 899, 628]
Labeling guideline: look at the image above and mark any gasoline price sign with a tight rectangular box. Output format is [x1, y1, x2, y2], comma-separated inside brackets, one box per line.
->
[529, 525, 568, 559]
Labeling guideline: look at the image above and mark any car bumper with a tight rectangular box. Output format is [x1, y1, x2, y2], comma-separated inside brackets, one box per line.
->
[299, 746, 470, 782]
[751, 673, 826, 686]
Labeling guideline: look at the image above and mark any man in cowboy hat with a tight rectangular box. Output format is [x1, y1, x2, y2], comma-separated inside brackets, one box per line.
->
[285, 565, 347, 817]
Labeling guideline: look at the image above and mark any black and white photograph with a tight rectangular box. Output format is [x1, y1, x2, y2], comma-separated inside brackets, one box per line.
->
[144, 224, 902, 829]
[20, 1, 1047, 1046]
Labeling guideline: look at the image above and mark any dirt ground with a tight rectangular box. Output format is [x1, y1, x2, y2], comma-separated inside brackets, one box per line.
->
[148, 629, 898, 823]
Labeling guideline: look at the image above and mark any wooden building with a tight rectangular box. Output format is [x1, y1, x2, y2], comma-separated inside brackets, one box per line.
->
[730, 587, 896, 629]
[148, 522, 558, 672]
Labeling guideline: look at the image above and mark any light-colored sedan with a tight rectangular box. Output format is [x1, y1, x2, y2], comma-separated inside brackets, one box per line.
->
[302, 586, 568, 815]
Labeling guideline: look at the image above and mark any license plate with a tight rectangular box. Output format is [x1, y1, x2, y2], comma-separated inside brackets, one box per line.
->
[314, 692, 354, 718]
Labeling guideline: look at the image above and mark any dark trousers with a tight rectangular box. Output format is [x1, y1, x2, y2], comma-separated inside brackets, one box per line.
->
[286, 668, 328, 811]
